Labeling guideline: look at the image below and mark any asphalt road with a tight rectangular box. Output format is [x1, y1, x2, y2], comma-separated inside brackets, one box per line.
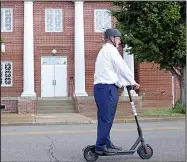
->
[1, 120, 185, 162]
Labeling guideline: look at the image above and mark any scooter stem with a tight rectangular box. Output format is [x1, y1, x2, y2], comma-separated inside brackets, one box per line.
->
[126, 85, 143, 137]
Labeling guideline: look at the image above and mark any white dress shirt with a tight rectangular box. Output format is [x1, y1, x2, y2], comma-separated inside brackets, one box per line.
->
[94, 43, 137, 88]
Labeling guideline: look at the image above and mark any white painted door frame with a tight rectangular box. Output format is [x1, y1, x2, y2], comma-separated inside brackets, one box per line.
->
[41, 56, 67, 97]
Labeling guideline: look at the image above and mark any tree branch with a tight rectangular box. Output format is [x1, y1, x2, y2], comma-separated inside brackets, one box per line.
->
[170, 66, 181, 82]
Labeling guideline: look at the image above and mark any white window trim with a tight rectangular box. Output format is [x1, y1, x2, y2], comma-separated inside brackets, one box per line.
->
[1, 8, 13, 32]
[94, 9, 111, 33]
[45, 8, 63, 32]
[1, 61, 13, 87]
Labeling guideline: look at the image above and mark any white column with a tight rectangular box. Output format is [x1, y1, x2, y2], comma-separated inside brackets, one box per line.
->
[21, 1, 36, 97]
[74, 1, 88, 96]
[172, 75, 175, 107]
[122, 45, 138, 96]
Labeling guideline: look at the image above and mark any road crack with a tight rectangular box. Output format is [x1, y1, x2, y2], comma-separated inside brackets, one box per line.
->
[46, 136, 62, 162]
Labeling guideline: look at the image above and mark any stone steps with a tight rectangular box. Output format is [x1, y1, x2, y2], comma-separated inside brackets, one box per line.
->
[37, 101, 74, 106]
[37, 97, 76, 113]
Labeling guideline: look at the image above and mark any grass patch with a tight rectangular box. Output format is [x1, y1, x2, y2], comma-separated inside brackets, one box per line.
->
[143, 100, 186, 116]
[143, 109, 185, 116]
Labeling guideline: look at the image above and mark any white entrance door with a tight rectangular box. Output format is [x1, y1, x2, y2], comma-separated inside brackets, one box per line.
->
[54, 65, 67, 97]
[41, 56, 67, 97]
[41, 65, 55, 97]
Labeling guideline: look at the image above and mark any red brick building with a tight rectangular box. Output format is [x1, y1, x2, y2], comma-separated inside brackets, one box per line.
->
[1, 1, 180, 114]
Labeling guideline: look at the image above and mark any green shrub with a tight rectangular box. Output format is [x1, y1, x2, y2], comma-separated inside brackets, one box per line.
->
[172, 100, 186, 114]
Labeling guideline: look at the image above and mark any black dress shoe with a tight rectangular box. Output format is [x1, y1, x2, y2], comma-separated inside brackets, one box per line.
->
[108, 144, 123, 151]
[95, 147, 117, 155]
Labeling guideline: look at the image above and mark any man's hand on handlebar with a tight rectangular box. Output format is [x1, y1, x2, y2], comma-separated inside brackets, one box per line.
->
[133, 83, 140, 90]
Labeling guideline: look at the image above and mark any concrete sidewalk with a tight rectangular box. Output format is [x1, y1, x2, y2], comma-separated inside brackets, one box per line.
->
[1, 113, 93, 125]
[1, 112, 185, 126]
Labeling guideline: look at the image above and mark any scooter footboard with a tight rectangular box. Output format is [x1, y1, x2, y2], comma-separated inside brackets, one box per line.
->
[115, 150, 136, 155]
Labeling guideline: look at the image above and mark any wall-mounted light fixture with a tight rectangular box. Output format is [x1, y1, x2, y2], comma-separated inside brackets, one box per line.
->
[52, 49, 57, 55]
[1, 43, 6, 53]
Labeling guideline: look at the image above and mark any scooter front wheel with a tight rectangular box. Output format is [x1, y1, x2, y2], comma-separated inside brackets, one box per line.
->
[137, 144, 153, 159]
[83, 145, 99, 162]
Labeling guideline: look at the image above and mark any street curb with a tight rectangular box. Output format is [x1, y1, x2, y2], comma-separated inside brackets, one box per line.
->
[1, 121, 93, 126]
[114, 116, 185, 123]
[1, 116, 185, 126]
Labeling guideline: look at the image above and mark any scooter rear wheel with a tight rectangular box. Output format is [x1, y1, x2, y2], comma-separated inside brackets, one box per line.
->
[83, 145, 99, 162]
[137, 144, 153, 159]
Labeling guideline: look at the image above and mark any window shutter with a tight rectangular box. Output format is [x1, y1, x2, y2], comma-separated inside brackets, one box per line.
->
[4, 9, 12, 31]
[1, 62, 12, 86]
[1, 8, 13, 32]
[46, 9, 54, 32]
[1, 10, 4, 30]
[1, 63, 3, 85]
[95, 9, 111, 32]
[95, 10, 103, 32]
[55, 9, 62, 32]
[103, 10, 111, 30]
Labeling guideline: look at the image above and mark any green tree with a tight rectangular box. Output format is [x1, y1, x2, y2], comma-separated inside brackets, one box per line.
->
[112, 1, 186, 108]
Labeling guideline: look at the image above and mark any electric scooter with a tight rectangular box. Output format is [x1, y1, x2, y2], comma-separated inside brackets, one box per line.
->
[83, 85, 153, 162]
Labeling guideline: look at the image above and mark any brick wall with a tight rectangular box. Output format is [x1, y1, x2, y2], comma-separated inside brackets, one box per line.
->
[33, 2, 75, 97]
[77, 96, 142, 116]
[135, 62, 180, 108]
[17, 97, 37, 114]
[1, 2, 24, 97]
[1, 97, 37, 114]
[1, 99, 18, 113]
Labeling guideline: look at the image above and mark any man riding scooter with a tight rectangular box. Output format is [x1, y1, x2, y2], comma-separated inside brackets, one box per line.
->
[94, 28, 140, 155]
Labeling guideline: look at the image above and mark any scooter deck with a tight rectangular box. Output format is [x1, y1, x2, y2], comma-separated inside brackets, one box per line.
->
[94, 149, 136, 156]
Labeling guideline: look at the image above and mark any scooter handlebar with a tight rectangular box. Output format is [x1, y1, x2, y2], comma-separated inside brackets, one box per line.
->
[126, 85, 136, 91]
[126, 85, 135, 102]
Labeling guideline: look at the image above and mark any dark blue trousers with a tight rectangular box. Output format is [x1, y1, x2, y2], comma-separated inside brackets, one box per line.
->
[94, 84, 119, 151]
